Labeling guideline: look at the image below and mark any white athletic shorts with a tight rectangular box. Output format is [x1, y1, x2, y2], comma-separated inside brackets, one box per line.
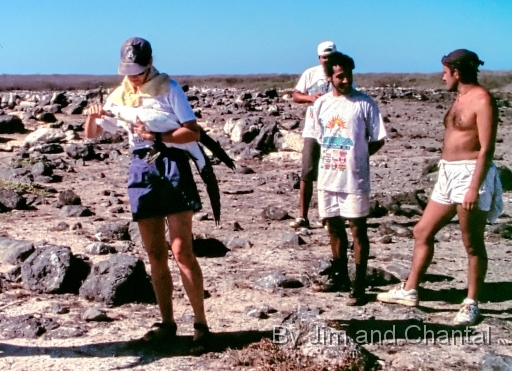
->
[318, 190, 370, 219]
[430, 160, 503, 222]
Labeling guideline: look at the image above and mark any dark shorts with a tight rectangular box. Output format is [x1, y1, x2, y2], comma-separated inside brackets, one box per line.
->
[127, 147, 202, 221]
[301, 138, 321, 182]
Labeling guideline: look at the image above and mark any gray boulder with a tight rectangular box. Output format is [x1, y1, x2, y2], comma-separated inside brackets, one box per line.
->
[480, 353, 512, 371]
[251, 122, 278, 153]
[96, 222, 130, 242]
[31, 161, 54, 177]
[36, 112, 57, 123]
[0, 237, 34, 264]
[84, 242, 116, 255]
[226, 237, 252, 249]
[79, 254, 156, 305]
[255, 272, 303, 289]
[58, 189, 81, 206]
[128, 221, 142, 246]
[0, 115, 25, 134]
[61, 103, 84, 115]
[64, 144, 95, 160]
[281, 232, 305, 248]
[29, 143, 64, 154]
[59, 205, 93, 217]
[0, 188, 27, 211]
[261, 205, 288, 221]
[21, 246, 90, 294]
[0, 314, 59, 339]
[50, 92, 68, 106]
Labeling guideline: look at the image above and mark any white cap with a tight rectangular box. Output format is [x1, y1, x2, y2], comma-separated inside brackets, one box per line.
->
[317, 41, 337, 56]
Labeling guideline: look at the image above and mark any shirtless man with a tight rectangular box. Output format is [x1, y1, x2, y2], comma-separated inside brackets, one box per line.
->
[377, 49, 503, 326]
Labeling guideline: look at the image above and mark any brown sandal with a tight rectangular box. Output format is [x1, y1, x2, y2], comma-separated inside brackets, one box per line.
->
[190, 322, 212, 356]
[142, 322, 177, 342]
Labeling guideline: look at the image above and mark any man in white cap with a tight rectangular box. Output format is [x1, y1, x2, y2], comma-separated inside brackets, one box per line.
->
[290, 41, 337, 229]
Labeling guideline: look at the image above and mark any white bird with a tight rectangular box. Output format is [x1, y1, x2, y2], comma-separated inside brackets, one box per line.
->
[104, 105, 206, 170]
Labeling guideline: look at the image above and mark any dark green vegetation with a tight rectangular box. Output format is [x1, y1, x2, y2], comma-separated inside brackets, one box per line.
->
[1, 71, 512, 92]
[0, 179, 55, 197]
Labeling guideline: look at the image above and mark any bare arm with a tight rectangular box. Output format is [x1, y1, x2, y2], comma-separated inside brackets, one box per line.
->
[84, 104, 104, 138]
[292, 89, 323, 104]
[133, 118, 201, 143]
[470, 94, 498, 189]
[162, 119, 201, 143]
[369, 139, 385, 156]
[463, 92, 498, 210]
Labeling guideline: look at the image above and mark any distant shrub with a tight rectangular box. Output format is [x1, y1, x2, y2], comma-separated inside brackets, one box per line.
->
[0, 74, 122, 91]
[1, 71, 511, 92]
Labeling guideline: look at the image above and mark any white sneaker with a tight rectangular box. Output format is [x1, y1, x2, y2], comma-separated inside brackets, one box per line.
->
[453, 298, 480, 326]
[376, 283, 419, 307]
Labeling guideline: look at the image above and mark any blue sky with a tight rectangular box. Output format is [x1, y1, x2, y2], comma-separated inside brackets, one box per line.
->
[1, 0, 511, 75]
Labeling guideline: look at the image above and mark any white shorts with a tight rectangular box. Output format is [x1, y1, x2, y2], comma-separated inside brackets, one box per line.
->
[318, 190, 370, 219]
[430, 160, 504, 222]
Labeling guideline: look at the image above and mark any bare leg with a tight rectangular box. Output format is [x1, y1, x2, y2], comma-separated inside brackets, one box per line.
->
[404, 200, 457, 291]
[138, 216, 174, 325]
[457, 206, 488, 301]
[167, 211, 207, 332]
[326, 216, 348, 260]
[299, 180, 313, 219]
[349, 217, 370, 292]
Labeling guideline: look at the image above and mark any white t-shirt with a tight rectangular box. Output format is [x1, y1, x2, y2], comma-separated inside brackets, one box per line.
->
[294, 65, 331, 139]
[97, 79, 197, 151]
[313, 89, 387, 194]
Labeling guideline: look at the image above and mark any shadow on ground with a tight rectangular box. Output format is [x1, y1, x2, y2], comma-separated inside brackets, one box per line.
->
[415, 282, 512, 304]
[0, 137, 15, 144]
[0, 329, 273, 368]
[422, 273, 454, 283]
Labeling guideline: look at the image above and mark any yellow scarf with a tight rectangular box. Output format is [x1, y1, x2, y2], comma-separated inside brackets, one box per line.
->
[109, 67, 170, 107]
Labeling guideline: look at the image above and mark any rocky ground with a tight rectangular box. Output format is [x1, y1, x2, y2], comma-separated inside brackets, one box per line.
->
[0, 85, 511, 371]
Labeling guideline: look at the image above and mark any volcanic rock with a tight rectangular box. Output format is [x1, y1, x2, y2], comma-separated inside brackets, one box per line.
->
[21, 245, 90, 294]
[78, 254, 155, 305]
[0, 115, 24, 134]
[0, 237, 34, 264]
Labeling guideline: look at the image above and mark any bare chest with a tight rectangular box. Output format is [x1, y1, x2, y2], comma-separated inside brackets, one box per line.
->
[443, 101, 476, 131]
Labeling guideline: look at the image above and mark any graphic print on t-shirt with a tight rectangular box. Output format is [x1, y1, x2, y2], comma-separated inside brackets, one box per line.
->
[320, 112, 353, 171]
[327, 115, 346, 129]
[322, 148, 348, 170]
[320, 135, 353, 171]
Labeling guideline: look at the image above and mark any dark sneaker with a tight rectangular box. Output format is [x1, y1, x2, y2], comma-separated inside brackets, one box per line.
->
[190, 322, 212, 356]
[312, 274, 351, 293]
[345, 290, 368, 306]
[141, 322, 177, 342]
[319, 258, 347, 276]
[289, 217, 310, 229]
